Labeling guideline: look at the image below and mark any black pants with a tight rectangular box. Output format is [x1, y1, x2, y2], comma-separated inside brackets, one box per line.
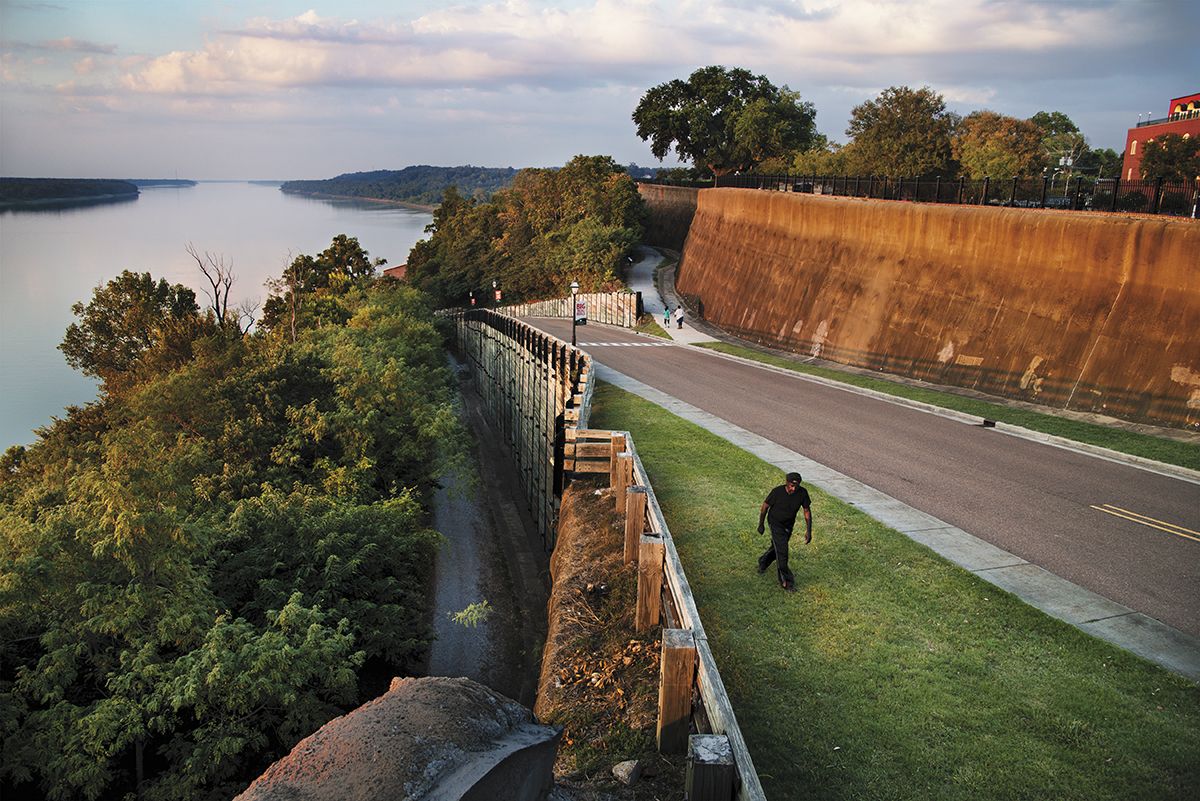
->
[758, 524, 794, 586]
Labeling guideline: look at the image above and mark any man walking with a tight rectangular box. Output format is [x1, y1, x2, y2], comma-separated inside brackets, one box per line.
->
[674, 306, 684, 329]
[757, 472, 812, 592]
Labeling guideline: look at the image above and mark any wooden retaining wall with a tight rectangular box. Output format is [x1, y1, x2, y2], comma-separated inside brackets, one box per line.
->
[451, 309, 590, 548]
[455, 309, 764, 799]
[503, 290, 641, 328]
[566, 428, 767, 801]
[673, 187, 1200, 428]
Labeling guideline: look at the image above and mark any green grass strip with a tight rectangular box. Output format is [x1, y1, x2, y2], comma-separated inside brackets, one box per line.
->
[695, 341, 1200, 472]
[590, 381, 1200, 801]
[635, 315, 672, 339]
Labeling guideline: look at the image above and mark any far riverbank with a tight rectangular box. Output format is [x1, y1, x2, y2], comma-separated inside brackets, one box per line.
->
[278, 189, 437, 213]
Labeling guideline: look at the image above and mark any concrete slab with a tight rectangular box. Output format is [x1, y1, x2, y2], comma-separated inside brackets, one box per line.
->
[974, 563, 1132, 623]
[593, 363, 1200, 681]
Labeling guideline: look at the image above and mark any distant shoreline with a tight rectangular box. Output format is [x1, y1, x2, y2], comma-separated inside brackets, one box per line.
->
[0, 191, 139, 210]
[280, 189, 437, 213]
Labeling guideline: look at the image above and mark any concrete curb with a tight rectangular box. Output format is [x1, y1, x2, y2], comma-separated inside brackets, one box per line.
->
[594, 363, 1200, 682]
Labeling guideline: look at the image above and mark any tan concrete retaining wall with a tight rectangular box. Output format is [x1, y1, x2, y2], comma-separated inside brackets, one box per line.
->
[638, 184, 699, 252]
[675, 188, 1200, 427]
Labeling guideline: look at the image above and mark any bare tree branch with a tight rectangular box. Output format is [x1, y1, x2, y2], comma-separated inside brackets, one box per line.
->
[186, 242, 236, 329]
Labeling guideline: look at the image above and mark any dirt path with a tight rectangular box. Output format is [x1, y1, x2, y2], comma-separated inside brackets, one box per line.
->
[426, 358, 551, 707]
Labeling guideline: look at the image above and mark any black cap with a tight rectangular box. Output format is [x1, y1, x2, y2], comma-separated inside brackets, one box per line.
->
[785, 472, 802, 484]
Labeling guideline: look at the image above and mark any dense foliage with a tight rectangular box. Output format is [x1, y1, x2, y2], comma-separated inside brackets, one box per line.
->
[0, 237, 459, 800]
[633, 66, 818, 177]
[0, 178, 139, 204]
[279, 165, 518, 207]
[843, 85, 957, 178]
[1138, 133, 1200, 181]
[405, 155, 646, 306]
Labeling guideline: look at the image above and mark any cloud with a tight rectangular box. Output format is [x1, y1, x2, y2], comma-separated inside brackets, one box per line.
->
[3, 36, 119, 54]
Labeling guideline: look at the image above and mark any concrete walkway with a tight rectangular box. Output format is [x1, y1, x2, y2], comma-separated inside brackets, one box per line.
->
[595, 365, 1200, 680]
[627, 245, 716, 344]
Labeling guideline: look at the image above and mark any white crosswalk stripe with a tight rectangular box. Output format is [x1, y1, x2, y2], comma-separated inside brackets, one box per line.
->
[579, 341, 674, 347]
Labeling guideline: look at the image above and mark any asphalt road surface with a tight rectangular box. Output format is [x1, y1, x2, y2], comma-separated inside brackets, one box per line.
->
[530, 319, 1200, 638]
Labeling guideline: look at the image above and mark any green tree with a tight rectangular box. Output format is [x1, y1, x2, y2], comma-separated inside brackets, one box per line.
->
[406, 156, 644, 305]
[1030, 110, 1088, 178]
[1075, 146, 1122, 179]
[261, 235, 385, 338]
[633, 66, 817, 176]
[1138, 133, 1200, 181]
[951, 110, 1044, 179]
[844, 86, 956, 177]
[59, 271, 203, 388]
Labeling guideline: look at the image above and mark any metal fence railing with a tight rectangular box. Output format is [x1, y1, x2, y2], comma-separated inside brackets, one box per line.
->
[640, 174, 1200, 217]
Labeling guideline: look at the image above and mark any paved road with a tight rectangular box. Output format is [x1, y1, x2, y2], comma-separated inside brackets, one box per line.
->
[530, 318, 1200, 638]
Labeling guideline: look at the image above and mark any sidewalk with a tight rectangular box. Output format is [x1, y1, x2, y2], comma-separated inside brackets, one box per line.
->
[627, 245, 716, 345]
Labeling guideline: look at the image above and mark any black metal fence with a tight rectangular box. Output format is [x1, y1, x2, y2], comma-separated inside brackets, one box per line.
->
[642, 175, 1200, 218]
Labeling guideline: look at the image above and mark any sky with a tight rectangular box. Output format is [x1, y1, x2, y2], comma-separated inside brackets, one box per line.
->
[2, 0, 1197, 180]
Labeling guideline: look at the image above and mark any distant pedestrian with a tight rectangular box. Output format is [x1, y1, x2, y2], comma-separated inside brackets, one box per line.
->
[756, 472, 813, 592]
[663, 307, 671, 328]
[674, 306, 684, 329]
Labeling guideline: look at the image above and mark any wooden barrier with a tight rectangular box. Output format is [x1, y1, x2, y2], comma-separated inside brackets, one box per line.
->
[658, 628, 697, 754]
[687, 735, 735, 801]
[636, 534, 665, 632]
[624, 486, 647, 564]
[445, 307, 765, 799]
[502, 290, 641, 329]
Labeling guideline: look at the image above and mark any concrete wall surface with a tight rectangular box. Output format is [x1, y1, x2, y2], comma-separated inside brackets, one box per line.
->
[675, 188, 1200, 427]
[235, 676, 561, 801]
[638, 183, 698, 252]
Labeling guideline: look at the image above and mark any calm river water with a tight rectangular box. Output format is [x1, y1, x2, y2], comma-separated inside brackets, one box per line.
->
[0, 182, 432, 448]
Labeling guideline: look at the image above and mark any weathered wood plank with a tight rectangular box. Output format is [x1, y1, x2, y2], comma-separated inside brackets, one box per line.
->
[686, 735, 734, 801]
[636, 535, 665, 633]
[624, 486, 647, 565]
[657, 628, 696, 754]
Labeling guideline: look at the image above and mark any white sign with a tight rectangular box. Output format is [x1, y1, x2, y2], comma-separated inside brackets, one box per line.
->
[574, 299, 587, 323]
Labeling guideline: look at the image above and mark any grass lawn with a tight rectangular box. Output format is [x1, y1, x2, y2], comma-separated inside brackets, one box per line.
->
[696, 341, 1200, 472]
[589, 381, 1200, 801]
[634, 313, 672, 339]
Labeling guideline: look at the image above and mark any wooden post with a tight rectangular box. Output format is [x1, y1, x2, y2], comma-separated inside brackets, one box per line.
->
[656, 628, 696, 754]
[624, 486, 647, 564]
[614, 452, 633, 514]
[636, 534, 664, 632]
[686, 735, 735, 801]
[609, 433, 626, 487]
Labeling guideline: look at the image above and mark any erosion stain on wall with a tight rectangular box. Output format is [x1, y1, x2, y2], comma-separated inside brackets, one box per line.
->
[674, 188, 1200, 427]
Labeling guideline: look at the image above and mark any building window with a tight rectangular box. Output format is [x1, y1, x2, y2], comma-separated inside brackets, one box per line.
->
[1127, 168, 1133, 180]
[1130, 140, 1137, 155]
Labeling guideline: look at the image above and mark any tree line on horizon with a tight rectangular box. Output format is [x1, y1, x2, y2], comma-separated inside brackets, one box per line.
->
[633, 66, 1200, 183]
[280, 165, 519, 207]
[0, 237, 462, 800]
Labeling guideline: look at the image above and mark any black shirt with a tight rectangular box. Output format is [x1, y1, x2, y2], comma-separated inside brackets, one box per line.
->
[765, 484, 810, 529]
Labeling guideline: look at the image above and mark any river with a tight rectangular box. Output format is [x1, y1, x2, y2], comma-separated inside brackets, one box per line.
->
[0, 182, 432, 449]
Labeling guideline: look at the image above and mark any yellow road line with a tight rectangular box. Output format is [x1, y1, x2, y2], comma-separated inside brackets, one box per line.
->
[1090, 504, 1200, 544]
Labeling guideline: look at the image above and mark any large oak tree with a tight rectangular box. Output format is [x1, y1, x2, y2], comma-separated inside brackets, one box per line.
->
[632, 66, 817, 176]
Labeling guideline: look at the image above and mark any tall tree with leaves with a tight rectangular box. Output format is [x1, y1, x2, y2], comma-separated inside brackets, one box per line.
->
[1138, 133, 1200, 181]
[633, 66, 817, 176]
[844, 86, 957, 178]
[952, 111, 1044, 179]
[1030, 110, 1088, 179]
[59, 271, 205, 390]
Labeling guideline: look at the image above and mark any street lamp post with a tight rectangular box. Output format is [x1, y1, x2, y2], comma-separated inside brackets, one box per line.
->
[570, 280, 580, 347]
[492, 279, 499, 307]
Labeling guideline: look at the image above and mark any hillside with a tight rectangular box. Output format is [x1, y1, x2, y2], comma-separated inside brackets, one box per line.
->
[280, 165, 518, 207]
[0, 177, 139, 206]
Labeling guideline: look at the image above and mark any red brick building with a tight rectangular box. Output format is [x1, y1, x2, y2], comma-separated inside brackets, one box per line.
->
[1122, 92, 1200, 180]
